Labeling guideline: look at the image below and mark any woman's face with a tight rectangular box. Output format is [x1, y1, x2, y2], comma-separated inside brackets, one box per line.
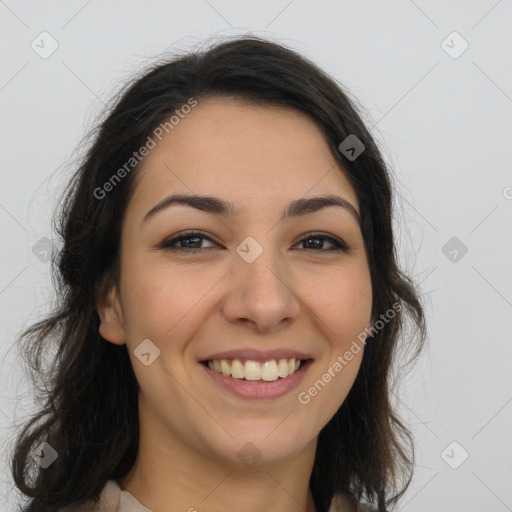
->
[99, 97, 373, 466]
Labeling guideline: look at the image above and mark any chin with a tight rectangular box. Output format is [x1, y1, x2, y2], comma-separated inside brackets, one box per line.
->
[204, 428, 313, 468]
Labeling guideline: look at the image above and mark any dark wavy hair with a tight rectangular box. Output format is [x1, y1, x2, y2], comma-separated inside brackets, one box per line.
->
[10, 35, 426, 512]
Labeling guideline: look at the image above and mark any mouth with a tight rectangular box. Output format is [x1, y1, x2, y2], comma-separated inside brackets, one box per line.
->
[199, 357, 313, 382]
[199, 357, 314, 400]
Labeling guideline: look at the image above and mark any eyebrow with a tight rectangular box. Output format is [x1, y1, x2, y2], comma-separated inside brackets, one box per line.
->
[142, 193, 361, 225]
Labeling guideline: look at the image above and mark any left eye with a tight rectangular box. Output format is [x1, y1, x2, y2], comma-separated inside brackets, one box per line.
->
[160, 231, 349, 253]
[295, 233, 348, 251]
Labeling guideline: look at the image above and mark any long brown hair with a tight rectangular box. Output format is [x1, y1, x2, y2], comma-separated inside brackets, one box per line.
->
[10, 35, 426, 512]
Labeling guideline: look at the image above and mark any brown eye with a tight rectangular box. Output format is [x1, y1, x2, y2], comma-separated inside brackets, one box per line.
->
[161, 231, 219, 252]
[294, 233, 350, 252]
[160, 231, 350, 254]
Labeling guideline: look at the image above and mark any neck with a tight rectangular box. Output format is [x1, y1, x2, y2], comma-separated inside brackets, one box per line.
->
[117, 401, 319, 512]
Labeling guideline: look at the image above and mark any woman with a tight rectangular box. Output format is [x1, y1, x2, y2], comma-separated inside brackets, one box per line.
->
[11, 36, 426, 512]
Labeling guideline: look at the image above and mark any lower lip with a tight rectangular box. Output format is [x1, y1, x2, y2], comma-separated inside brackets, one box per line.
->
[200, 360, 313, 400]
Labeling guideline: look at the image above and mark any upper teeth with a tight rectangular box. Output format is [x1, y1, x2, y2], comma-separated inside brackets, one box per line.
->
[207, 358, 301, 381]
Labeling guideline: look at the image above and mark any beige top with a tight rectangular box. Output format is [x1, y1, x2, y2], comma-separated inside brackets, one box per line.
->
[59, 480, 150, 512]
[60, 479, 373, 512]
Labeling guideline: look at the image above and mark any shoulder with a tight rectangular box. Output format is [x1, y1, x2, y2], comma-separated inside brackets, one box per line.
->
[328, 492, 377, 512]
[56, 480, 123, 512]
[358, 504, 377, 512]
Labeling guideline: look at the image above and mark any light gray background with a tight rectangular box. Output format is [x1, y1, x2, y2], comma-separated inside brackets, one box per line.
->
[1, 1, 511, 511]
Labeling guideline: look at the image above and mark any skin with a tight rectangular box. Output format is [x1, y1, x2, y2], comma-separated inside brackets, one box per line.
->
[98, 97, 373, 512]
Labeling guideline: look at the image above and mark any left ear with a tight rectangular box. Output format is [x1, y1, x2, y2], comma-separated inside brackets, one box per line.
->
[97, 285, 126, 345]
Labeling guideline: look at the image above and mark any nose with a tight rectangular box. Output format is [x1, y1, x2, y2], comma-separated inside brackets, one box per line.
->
[221, 245, 301, 333]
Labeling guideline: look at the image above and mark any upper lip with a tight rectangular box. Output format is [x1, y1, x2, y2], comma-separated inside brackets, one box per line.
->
[199, 349, 314, 363]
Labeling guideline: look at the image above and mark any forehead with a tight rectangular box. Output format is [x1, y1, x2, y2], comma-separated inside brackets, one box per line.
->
[128, 96, 358, 218]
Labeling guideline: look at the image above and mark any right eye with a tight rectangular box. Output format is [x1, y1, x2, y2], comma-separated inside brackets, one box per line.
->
[160, 231, 220, 253]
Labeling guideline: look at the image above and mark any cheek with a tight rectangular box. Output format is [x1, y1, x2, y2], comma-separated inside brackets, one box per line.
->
[119, 258, 222, 344]
[120, 245, 372, 349]
[302, 265, 373, 341]
[297, 270, 371, 422]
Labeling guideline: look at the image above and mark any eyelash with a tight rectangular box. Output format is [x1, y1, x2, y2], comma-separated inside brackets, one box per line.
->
[160, 230, 350, 254]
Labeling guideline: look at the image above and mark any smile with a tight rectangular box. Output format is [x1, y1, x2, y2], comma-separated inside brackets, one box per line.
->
[200, 358, 314, 400]
[203, 358, 305, 381]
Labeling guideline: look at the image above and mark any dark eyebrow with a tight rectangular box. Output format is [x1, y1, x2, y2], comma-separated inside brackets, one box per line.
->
[142, 193, 360, 225]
